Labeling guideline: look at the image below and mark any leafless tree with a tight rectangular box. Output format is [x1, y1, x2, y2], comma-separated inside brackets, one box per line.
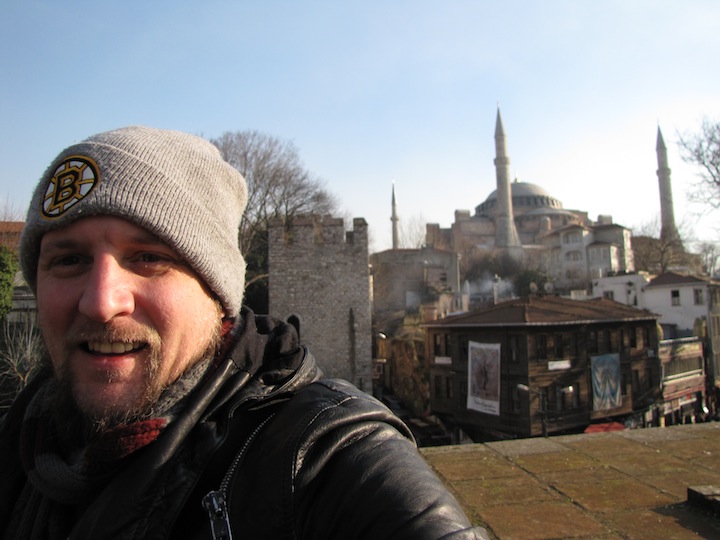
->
[0, 312, 43, 410]
[0, 196, 24, 222]
[399, 213, 428, 249]
[678, 118, 720, 210]
[210, 131, 338, 311]
[695, 241, 720, 277]
[632, 217, 700, 274]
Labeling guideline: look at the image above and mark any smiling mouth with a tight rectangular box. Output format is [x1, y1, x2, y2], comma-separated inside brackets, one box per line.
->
[86, 341, 145, 354]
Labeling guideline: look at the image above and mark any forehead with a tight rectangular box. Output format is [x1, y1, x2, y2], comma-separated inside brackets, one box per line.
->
[39, 216, 167, 251]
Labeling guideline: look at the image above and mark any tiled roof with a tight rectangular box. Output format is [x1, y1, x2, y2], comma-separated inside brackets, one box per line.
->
[0, 222, 24, 233]
[646, 272, 707, 288]
[425, 295, 658, 327]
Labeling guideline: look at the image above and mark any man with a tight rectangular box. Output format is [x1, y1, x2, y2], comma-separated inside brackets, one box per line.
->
[0, 126, 488, 539]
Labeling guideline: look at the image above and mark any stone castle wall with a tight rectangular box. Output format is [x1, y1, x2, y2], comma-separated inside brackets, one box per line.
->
[268, 215, 372, 391]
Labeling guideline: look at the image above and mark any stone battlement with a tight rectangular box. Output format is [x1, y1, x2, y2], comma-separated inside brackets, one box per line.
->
[268, 215, 368, 247]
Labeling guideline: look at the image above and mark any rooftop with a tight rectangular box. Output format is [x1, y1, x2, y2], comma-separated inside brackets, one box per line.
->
[422, 422, 720, 539]
[424, 295, 658, 327]
[647, 272, 709, 288]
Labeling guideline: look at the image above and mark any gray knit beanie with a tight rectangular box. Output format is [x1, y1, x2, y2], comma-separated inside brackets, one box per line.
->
[20, 126, 248, 317]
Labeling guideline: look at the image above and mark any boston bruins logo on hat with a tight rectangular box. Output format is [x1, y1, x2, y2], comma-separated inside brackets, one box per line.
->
[41, 155, 100, 219]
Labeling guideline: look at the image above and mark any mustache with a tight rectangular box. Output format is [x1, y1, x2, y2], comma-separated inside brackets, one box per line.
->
[63, 321, 162, 349]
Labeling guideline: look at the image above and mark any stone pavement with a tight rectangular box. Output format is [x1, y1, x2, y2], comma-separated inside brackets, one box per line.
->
[421, 422, 720, 539]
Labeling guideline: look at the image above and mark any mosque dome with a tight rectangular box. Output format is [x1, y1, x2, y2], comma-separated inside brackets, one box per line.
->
[475, 180, 563, 217]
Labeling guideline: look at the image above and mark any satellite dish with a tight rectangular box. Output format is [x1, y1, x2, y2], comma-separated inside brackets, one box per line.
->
[544, 282, 554, 293]
[529, 282, 538, 294]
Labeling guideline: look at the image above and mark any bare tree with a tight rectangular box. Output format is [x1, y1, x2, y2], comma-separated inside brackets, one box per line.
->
[632, 217, 700, 274]
[210, 131, 338, 312]
[0, 196, 24, 222]
[0, 312, 43, 410]
[399, 213, 428, 249]
[695, 241, 720, 277]
[678, 118, 720, 209]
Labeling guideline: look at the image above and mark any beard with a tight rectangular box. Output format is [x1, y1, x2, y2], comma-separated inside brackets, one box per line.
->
[46, 317, 223, 441]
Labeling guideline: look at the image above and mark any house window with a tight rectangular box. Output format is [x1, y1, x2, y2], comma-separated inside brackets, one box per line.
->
[564, 231, 581, 244]
[602, 329, 611, 353]
[671, 290, 680, 306]
[536, 334, 548, 360]
[555, 383, 578, 411]
[434, 375, 442, 399]
[509, 335, 521, 363]
[433, 334, 442, 356]
[446, 377, 453, 399]
[554, 334, 564, 358]
[694, 288, 705, 305]
[588, 330, 598, 354]
[630, 327, 637, 349]
[603, 290, 615, 300]
[565, 250, 583, 262]
[511, 386, 521, 414]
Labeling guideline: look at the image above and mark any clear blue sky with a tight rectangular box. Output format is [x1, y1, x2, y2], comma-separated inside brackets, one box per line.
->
[2, 0, 719, 252]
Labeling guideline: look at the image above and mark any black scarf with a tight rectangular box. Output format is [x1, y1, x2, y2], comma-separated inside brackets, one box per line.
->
[5, 356, 213, 540]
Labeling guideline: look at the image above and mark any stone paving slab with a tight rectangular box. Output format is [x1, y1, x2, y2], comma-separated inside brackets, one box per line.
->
[478, 501, 611, 540]
[421, 423, 720, 539]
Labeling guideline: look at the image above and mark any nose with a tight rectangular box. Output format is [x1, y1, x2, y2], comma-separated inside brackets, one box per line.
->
[78, 254, 135, 322]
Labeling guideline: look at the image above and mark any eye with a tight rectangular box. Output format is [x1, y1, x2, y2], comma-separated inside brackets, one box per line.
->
[42, 253, 90, 278]
[137, 252, 168, 263]
[129, 250, 185, 275]
[54, 254, 83, 267]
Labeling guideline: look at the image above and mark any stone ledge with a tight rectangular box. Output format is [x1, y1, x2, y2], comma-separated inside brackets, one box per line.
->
[688, 485, 720, 514]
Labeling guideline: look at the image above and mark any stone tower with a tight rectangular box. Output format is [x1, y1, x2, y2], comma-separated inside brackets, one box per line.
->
[656, 127, 681, 245]
[391, 182, 399, 250]
[268, 215, 373, 391]
[493, 109, 522, 252]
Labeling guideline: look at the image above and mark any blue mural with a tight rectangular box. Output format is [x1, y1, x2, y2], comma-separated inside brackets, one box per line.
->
[591, 353, 621, 411]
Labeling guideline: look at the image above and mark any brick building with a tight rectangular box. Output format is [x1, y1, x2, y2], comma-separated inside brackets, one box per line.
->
[268, 215, 372, 391]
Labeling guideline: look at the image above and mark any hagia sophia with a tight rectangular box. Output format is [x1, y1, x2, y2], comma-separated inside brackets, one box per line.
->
[374, 109, 680, 315]
[421, 109, 648, 292]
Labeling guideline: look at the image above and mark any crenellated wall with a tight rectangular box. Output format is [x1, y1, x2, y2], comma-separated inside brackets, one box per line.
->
[268, 215, 372, 391]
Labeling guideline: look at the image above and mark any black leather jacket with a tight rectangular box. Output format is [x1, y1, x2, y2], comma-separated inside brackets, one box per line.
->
[1, 310, 487, 539]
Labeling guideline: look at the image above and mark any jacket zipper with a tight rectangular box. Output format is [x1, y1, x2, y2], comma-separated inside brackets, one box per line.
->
[202, 413, 276, 540]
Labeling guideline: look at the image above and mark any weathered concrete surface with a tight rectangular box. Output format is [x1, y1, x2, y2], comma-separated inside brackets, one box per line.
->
[422, 422, 720, 539]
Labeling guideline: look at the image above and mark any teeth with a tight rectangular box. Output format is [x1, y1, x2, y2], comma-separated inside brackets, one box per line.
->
[88, 341, 141, 354]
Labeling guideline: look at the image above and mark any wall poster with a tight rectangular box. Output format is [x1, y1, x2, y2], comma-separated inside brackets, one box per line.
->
[591, 353, 621, 411]
[467, 341, 501, 415]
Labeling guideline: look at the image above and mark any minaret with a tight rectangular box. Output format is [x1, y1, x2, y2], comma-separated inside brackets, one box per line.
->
[493, 109, 521, 251]
[391, 181, 399, 250]
[656, 127, 681, 245]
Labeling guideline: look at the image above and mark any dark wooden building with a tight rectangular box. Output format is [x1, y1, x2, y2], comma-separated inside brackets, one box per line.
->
[426, 296, 661, 440]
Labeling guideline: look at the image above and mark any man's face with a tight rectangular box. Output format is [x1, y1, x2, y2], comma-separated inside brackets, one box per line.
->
[36, 216, 223, 425]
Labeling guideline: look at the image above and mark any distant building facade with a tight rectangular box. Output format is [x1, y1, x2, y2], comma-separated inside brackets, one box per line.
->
[658, 337, 707, 426]
[370, 246, 466, 318]
[0, 221, 23, 252]
[425, 296, 661, 440]
[268, 215, 373, 391]
[593, 271, 720, 413]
